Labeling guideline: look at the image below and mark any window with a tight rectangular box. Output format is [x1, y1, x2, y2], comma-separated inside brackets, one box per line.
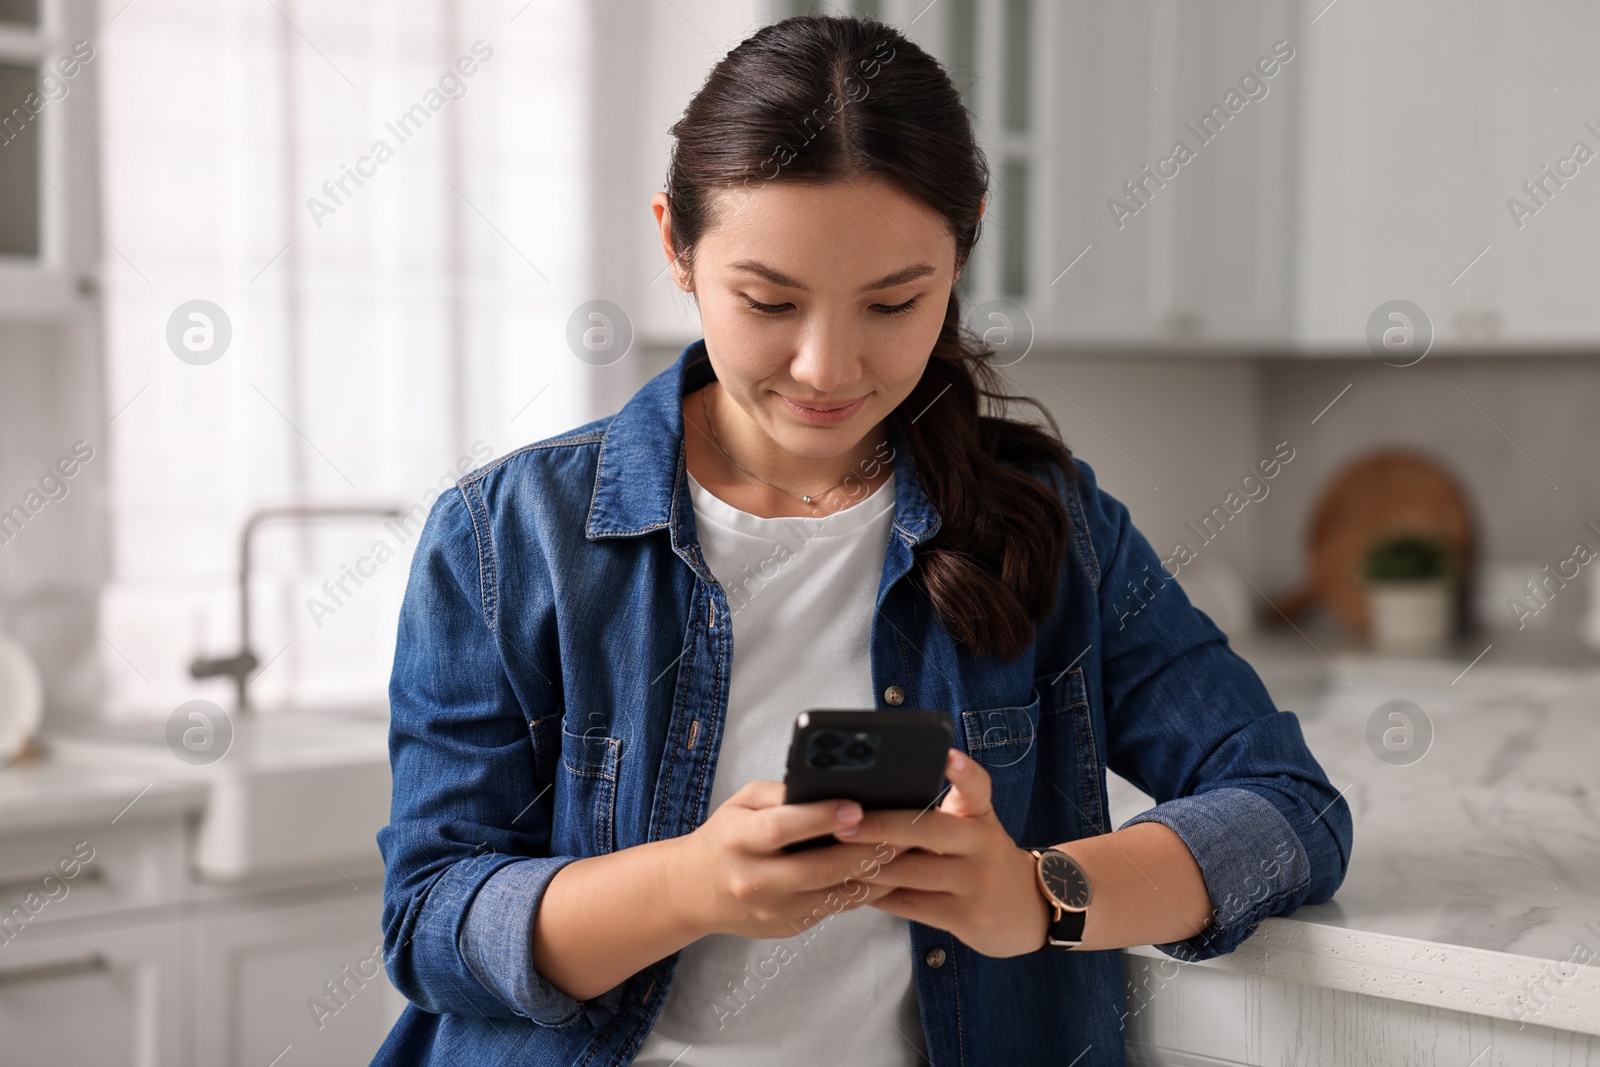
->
[97, 0, 599, 717]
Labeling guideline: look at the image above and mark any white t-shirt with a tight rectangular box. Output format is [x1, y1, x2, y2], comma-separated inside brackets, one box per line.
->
[632, 468, 928, 1067]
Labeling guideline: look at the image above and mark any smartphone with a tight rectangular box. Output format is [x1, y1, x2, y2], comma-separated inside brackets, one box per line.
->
[781, 708, 955, 852]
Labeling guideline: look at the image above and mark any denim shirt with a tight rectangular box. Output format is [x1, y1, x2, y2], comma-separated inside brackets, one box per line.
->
[374, 340, 1352, 1067]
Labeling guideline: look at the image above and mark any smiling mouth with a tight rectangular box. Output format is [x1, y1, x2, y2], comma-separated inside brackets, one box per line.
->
[777, 392, 869, 425]
[784, 397, 864, 411]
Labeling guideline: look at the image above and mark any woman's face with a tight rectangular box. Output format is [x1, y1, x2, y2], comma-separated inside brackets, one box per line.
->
[655, 174, 964, 464]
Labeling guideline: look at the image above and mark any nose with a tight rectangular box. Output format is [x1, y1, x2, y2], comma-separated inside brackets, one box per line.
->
[789, 318, 862, 397]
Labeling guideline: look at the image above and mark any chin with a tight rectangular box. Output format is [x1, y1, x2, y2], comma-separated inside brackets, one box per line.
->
[766, 417, 873, 457]
[776, 430, 867, 459]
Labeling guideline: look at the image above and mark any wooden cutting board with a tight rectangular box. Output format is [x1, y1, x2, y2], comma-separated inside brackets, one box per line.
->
[1278, 451, 1476, 635]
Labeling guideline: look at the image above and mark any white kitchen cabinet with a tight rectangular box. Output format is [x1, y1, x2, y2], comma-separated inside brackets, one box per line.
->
[1122, 952, 1600, 1067]
[1293, 0, 1495, 351]
[1145, 1, 1301, 349]
[0, 767, 401, 1067]
[1035, 0, 1300, 348]
[946, 0, 1600, 351]
[0, 0, 100, 320]
[191, 889, 403, 1067]
[1293, 0, 1600, 351]
[0, 918, 185, 1067]
[0, 772, 195, 1066]
[0, 814, 188, 933]
[1468, 4, 1600, 347]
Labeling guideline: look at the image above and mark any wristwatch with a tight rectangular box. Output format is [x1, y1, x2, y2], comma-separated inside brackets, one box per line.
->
[1028, 847, 1092, 949]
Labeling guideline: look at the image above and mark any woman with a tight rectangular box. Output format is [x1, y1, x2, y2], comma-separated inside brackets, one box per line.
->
[374, 14, 1350, 1067]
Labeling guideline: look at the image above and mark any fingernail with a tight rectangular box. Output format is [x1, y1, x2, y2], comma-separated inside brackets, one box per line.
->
[950, 750, 966, 772]
[837, 800, 863, 824]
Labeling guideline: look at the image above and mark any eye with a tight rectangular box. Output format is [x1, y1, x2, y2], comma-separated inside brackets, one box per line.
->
[872, 298, 919, 316]
[741, 296, 793, 316]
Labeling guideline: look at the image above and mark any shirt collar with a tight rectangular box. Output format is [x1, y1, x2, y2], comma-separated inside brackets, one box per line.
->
[586, 339, 942, 548]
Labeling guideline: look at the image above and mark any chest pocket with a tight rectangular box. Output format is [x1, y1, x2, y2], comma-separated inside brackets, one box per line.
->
[960, 689, 1041, 839]
[552, 722, 622, 856]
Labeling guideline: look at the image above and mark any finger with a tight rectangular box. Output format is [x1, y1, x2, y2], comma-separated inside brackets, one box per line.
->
[727, 779, 787, 810]
[938, 748, 993, 819]
[859, 849, 971, 894]
[741, 797, 864, 851]
[839, 806, 983, 854]
[760, 841, 893, 893]
[808, 877, 898, 920]
[856, 878, 900, 907]
[866, 887, 959, 929]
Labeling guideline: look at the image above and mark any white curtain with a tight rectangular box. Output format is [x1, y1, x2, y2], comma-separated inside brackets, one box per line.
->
[97, 0, 599, 716]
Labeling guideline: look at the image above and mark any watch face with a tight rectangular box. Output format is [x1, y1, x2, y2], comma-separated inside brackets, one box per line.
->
[1039, 850, 1092, 911]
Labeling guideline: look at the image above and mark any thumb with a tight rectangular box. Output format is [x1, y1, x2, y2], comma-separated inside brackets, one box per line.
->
[729, 778, 786, 810]
[938, 748, 993, 819]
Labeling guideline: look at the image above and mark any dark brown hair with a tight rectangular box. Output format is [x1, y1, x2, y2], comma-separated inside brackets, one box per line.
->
[665, 14, 1076, 661]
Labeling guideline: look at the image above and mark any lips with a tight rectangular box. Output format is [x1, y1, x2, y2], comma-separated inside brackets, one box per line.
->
[787, 397, 861, 411]
[778, 393, 868, 425]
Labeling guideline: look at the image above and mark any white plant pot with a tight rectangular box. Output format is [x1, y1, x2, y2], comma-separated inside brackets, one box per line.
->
[1368, 580, 1454, 654]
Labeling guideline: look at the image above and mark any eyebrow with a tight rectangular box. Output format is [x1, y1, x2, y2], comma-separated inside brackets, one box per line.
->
[728, 259, 938, 292]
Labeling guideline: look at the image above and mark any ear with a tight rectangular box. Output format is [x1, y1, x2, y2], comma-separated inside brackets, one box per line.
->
[650, 191, 693, 292]
[955, 198, 987, 281]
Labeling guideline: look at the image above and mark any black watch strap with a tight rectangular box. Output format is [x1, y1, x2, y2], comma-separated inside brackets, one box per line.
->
[1046, 904, 1086, 947]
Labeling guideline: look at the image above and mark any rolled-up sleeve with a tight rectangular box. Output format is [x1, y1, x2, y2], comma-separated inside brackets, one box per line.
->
[1070, 459, 1353, 961]
[1118, 787, 1316, 960]
[378, 485, 619, 1027]
[457, 856, 605, 1025]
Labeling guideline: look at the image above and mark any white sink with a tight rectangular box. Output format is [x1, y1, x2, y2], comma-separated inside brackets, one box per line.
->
[48, 710, 390, 885]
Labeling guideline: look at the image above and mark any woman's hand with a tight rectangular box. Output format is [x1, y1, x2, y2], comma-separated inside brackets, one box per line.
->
[666, 779, 901, 941]
[846, 749, 1052, 958]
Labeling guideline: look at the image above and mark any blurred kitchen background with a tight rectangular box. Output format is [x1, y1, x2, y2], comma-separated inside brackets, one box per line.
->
[1, 0, 1597, 1064]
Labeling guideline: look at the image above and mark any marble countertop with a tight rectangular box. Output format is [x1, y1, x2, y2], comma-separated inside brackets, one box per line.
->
[1112, 641, 1600, 1034]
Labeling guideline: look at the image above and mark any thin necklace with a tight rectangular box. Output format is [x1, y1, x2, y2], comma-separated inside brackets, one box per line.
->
[698, 385, 871, 507]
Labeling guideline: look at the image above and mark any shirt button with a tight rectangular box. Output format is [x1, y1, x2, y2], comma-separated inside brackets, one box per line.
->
[924, 947, 946, 968]
[884, 685, 905, 706]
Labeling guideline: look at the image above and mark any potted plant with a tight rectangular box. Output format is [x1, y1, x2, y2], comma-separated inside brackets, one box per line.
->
[1362, 533, 1456, 654]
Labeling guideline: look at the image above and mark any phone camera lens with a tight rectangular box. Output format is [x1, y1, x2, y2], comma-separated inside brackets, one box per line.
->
[810, 749, 838, 769]
[813, 731, 841, 749]
[844, 740, 874, 761]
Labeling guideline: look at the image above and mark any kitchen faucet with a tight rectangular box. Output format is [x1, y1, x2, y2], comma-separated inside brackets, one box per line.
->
[189, 503, 406, 712]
